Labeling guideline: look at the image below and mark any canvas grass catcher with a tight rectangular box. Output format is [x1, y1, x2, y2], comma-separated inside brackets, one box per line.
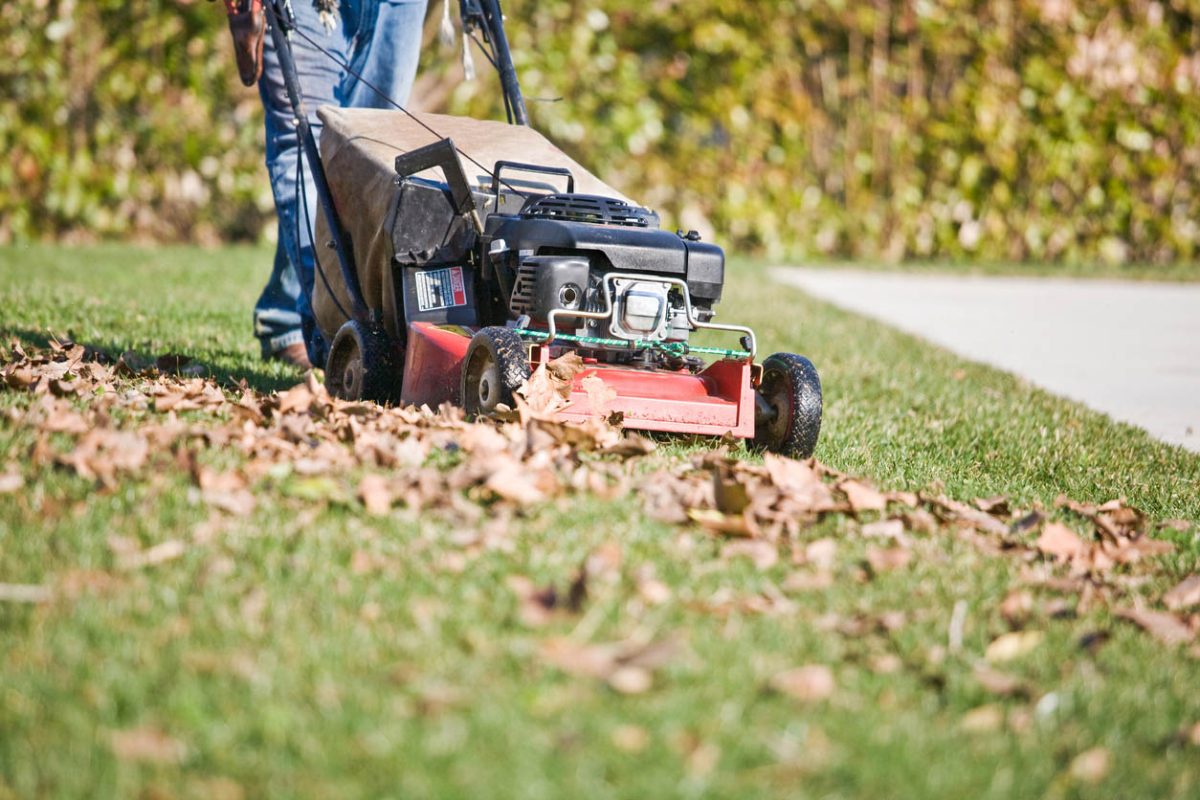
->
[264, 0, 823, 457]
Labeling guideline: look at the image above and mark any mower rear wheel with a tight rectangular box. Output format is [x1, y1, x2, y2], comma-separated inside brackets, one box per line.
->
[325, 320, 403, 404]
[462, 326, 530, 417]
[753, 352, 822, 459]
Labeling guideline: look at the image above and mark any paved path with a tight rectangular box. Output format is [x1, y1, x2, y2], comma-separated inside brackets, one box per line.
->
[772, 267, 1200, 452]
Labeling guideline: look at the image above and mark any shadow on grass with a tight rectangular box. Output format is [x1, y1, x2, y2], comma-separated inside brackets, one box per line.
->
[2, 327, 304, 394]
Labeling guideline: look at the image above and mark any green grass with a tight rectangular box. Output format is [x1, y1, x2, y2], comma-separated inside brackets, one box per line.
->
[2, 243, 1199, 799]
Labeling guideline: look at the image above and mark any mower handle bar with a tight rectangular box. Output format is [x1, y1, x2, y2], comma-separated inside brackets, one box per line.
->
[490, 161, 575, 199]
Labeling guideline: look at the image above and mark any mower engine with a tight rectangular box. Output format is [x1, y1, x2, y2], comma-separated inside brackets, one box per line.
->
[485, 193, 727, 365]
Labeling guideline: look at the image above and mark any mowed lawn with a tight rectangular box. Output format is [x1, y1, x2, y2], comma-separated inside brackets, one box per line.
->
[1, 243, 1198, 799]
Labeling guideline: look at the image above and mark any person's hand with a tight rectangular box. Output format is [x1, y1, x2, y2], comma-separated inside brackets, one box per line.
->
[211, 1, 266, 87]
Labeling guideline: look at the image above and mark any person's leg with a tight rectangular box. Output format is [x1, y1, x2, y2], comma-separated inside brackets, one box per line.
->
[339, 0, 428, 110]
[252, 223, 306, 360]
[256, 1, 354, 367]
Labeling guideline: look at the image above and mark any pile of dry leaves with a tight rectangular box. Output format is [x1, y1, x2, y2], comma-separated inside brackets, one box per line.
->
[1, 339, 1197, 670]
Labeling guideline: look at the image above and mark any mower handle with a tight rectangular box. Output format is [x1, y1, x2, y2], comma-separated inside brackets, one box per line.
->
[490, 161, 575, 199]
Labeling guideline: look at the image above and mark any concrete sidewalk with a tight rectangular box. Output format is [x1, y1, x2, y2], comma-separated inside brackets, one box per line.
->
[772, 267, 1200, 452]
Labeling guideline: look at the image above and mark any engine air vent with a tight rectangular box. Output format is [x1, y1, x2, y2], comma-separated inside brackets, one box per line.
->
[509, 261, 539, 316]
[520, 194, 655, 228]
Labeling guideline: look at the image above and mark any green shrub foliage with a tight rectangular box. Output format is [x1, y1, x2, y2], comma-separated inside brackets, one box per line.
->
[4, 0, 1200, 264]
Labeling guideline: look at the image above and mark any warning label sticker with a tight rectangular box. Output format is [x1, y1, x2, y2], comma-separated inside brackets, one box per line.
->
[414, 267, 467, 312]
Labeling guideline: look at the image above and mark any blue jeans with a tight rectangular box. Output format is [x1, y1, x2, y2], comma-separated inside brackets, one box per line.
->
[253, 0, 427, 365]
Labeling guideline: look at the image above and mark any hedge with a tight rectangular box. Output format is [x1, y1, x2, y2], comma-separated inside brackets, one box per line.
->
[3, 0, 1200, 264]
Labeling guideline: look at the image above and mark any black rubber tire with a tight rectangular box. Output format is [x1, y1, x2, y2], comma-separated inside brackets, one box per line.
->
[324, 320, 404, 404]
[461, 326, 530, 417]
[753, 352, 823, 459]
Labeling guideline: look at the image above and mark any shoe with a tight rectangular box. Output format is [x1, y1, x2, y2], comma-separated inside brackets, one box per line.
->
[268, 342, 313, 370]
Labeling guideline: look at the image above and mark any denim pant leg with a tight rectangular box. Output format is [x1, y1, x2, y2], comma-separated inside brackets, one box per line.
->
[253, 220, 306, 356]
[339, 0, 428, 110]
[254, 3, 353, 364]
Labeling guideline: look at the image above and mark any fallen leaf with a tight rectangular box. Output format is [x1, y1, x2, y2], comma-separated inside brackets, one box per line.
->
[770, 664, 835, 702]
[118, 540, 186, 570]
[722, 539, 779, 571]
[840, 480, 887, 513]
[0, 471, 23, 494]
[985, 631, 1044, 662]
[580, 374, 617, 417]
[358, 474, 393, 516]
[1163, 575, 1200, 611]
[802, 538, 838, 570]
[861, 518, 906, 541]
[611, 724, 650, 753]
[0, 583, 52, 603]
[1115, 608, 1195, 646]
[865, 546, 911, 574]
[999, 589, 1035, 627]
[973, 665, 1028, 697]
[1036, 523, 1088, 561]
[110, 726, 186, 764]
[961, 704, 1004, 733]
[1068, 747, 1110, 784]
[608, 666, 653, 694]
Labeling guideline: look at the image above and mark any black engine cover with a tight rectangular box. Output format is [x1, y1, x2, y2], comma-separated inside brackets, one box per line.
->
[486, 207, 724, 306]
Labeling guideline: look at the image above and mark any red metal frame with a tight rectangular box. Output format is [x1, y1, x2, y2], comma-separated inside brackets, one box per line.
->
[401, 322, 757, 438]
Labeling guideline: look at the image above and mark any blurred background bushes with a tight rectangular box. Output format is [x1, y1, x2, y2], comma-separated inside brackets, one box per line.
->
[3, 0, 1200, 265]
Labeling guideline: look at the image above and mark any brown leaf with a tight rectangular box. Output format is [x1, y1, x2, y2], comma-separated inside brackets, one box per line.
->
[974, 495, 1010, 517]
[1036, 523, 1088, 561]
[1068, 747, 1110, 784]
[722, 539, 779, 570]
[770, 664, 835, 702]
[801, 538, 838, 570]
[961, 704, 1004, 733]
[485, 458, 549, 505]
[202, 483, 257, 517]
[861, 518, 906, 541]
[840, 480, 887, 513]
[688, 508, 757, 537]
[110, 726, 186, 764]
[358, 474, 393, 516]
[1115, 608, 1195, 646]
[865, 546, 911, 574]
[928, 496, 1011, 537]
[580, 374, 617, 418]
[117, 540, 186, 570]
[0, 583, 53, 603]
[0, 471, 23, 494]
[999, 589, 1035, 627]
[973, 665, 1029, 697]
[1163, 575, 1200, 611]
[985, 631, 1044, 662]
[539, 635, 681, 688]
[507, 576, 561, 627]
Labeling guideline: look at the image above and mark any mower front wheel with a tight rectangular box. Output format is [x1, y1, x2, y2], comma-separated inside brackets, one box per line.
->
[753, 352, 823, 459]
[462, 326, 531, 417]
[325, 320, 404, 404]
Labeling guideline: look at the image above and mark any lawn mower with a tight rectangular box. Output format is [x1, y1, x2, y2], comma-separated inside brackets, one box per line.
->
[263, 0, 822, 457]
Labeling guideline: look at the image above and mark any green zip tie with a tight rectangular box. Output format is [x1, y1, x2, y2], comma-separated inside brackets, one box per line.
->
[513, 328, 749, 359]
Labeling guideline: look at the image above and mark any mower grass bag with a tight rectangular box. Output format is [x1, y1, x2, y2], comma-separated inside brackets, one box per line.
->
[312, 107, 625, 345]
[312, 107, 823, 458]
